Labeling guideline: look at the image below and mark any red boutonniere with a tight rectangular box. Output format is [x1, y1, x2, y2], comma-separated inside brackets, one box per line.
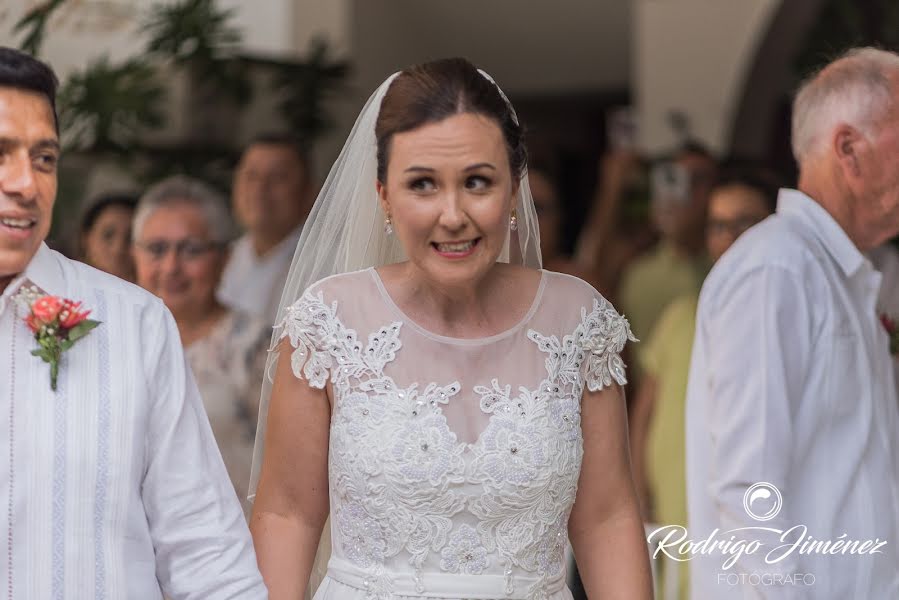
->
[880, 314, 899, 356]
[22, 294, 101, 391]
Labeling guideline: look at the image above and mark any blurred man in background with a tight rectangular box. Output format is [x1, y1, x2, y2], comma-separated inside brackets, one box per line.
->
[219, 133, 313, 323]
[686, 47, 899, 598]
[631, 168, 778, 600]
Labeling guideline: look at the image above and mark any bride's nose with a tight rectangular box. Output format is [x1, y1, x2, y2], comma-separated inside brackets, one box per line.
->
[437, 191, 469, 231]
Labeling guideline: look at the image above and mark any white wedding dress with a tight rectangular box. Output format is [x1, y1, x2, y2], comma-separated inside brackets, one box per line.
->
[279, 267, 633, 600]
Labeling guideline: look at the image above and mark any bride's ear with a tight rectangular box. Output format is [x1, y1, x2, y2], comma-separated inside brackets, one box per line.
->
[377, 180, 391, 216]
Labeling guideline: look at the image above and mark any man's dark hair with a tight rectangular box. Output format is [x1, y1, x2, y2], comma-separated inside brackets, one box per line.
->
[246, 132, 309, 169]
[713, 165, 782, 213]
[677, 139, 715, 161]
[0, 47, 59, 131]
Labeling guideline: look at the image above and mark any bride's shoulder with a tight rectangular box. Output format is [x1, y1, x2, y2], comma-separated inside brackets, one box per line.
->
[538, 268, 611, 307]
[292, 268, 377, 308]
[311, 268, 375, 293]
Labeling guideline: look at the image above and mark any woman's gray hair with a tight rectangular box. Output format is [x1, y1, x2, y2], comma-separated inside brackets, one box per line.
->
[133, 175, 235, 243]
[792, 47, 899, 167]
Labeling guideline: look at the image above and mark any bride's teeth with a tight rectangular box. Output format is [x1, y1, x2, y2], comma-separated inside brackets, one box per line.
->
[1, 218, 33, 229]
[438, 241, 474, 252]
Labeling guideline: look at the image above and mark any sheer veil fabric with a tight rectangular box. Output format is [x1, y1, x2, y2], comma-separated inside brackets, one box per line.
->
[248, 68, 543, 598]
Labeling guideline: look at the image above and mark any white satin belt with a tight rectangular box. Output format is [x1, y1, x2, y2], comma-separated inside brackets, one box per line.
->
[325, 556, 567, 598]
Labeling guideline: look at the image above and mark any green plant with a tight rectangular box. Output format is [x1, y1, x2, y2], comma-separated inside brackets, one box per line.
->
[143, 0, 240, 62]
[142, 0, 250, 104]
[13, 0, 68, 56]
[272, 38, 351, 144]
[58, 57, 166, 152]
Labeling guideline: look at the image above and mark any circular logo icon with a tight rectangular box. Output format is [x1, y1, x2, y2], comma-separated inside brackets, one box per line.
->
[743, 482, 783, 521]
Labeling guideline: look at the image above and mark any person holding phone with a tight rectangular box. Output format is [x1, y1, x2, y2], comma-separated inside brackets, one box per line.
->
[618, 144, 716, 345]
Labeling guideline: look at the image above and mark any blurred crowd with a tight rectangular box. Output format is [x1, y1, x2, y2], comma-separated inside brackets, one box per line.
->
[74, 133, 314, 504]
[71, 126, 785, 577]
[72, 131, 783, 559]
[62, 52, 899, 600]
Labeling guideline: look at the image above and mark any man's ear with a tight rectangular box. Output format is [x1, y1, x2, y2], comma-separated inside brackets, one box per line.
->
[833, 124, 864, 179]
[377, 180, 390, 217]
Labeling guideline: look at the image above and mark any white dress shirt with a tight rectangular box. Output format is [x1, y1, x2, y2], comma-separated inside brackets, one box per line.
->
[218, 226, 302, 324]
[685, 189, 899, 599]
[0, 244, 268, 599]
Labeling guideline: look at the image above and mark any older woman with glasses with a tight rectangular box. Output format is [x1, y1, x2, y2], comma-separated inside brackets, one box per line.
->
[133, 175, 269, 507]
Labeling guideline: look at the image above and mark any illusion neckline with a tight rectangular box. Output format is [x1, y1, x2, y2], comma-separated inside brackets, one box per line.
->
[367, 267, 547, 347]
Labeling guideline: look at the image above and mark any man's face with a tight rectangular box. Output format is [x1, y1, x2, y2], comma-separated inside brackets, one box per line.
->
[0, 87, 59, 290]
[858, 89, 899, 249]
[705, 184, 771, 262]
[677, 152, 717, 236]
[232, 143, 307, 239]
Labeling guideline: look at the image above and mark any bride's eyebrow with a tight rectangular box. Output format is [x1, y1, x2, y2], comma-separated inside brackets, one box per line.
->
[403, 163, 496, 174]
[464, 163, 496, 172]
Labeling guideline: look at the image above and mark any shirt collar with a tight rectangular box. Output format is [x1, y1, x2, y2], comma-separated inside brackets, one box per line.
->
[0, 243, 65, 315]
[777, 188, 867, 278]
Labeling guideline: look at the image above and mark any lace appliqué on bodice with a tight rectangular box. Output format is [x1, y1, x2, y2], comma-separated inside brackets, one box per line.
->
[279, 289, 634, 599]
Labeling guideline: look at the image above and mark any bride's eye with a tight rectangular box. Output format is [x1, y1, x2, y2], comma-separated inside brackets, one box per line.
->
[409, 177, 436, 193]
[465, 175, 492, 192]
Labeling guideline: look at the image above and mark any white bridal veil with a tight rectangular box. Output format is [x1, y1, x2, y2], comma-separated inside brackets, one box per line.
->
[248, 66, 543, 597]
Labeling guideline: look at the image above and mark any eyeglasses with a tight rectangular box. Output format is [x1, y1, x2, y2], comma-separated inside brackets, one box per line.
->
[134, 239, 225, 261]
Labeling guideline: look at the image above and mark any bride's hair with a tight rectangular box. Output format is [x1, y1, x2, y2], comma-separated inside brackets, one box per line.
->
[375, 57, 527, 183]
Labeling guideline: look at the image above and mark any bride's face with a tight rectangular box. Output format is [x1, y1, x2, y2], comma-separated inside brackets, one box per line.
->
[377, 112, 516, 288]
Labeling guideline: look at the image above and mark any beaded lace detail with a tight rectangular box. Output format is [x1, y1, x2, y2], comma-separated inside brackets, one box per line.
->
[279, 288, 633, 598]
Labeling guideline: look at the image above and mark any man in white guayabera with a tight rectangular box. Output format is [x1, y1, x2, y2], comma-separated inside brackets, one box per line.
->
[0, 48, 268, 598]
[685, 47, 899, 598]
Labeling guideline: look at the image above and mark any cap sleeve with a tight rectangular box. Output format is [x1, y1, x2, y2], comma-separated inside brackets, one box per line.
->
[581, 295, 638, 392]
[276, 288, 338, 389]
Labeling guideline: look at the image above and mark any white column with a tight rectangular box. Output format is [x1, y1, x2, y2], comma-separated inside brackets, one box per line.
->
[633, 0, 780, 154]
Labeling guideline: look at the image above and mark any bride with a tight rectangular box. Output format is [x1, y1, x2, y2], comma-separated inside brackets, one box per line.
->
[249, 58, 653, 599]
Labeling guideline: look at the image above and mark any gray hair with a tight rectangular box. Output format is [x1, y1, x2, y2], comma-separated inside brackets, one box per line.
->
[133, 175, 235, 243]
[792, 47, 899, 166]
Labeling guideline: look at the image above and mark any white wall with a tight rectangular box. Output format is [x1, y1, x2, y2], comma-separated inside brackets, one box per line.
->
[633, 0, 781, 154]
[349, 0, 631, 97]
[219, 0, 294, 57]
[0, 0, 146, 82]
[0, 0, 321, 77]
[292, 0, 352, 56]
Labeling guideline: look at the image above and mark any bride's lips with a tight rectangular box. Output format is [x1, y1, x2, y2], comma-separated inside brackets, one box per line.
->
[431, 238, 481, 259]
